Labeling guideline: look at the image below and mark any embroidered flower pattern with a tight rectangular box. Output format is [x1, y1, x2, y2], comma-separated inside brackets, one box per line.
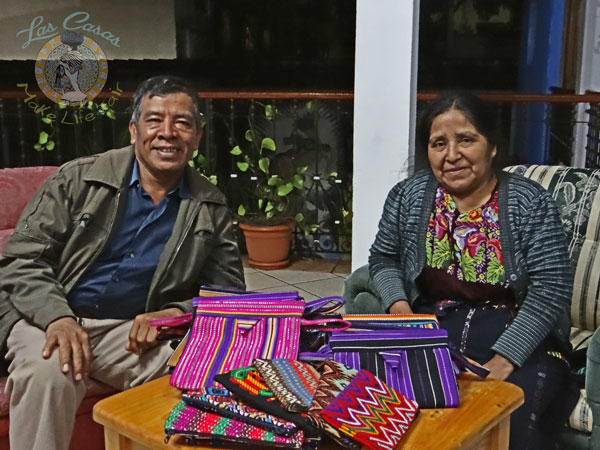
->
[426, 186, 507, 285]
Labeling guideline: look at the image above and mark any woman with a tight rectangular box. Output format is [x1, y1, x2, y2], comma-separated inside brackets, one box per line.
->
[369, 91, 574, 449]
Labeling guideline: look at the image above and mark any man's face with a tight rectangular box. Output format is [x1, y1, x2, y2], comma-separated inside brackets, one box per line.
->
[129, 92, 201, 178]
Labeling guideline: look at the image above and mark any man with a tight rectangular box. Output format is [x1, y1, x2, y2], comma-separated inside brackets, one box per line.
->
[0, 75, 245, 450]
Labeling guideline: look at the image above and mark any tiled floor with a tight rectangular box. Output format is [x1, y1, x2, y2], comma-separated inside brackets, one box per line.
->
[243, 255, 350, 301]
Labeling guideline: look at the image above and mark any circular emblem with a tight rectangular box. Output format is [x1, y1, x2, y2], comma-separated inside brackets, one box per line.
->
[34, 31, 108, 105]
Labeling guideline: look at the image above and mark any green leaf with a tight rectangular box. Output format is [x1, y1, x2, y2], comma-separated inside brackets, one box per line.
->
[59, 102, 67, 109]
[266, 210, 275, 220]
[46, 140, 55, 151]
[106, 110, 116, 120]
[196, 154, 206, 166]
[261, 137, 276, 151]
[192, 149, 199, 158]
[258, 157, 270, 174]
[459, 252, 477, 282]
[39, 131, 48, 144]
[431, 235, 451, 269]
[237, 204, 246, 216]
[298, 166, 309, 174]
[342, 209, 349, 217]
[473, 245, 485, 265]
[294, 213, 304, 223]
[486, 257, 505, 284]
[258, 199, 263, 208]
[188, 160, 195, 167]
[267, 175, 281, 186]
[329, 171, 338, 178]
[277, 183, 294, 196]
[208, 175, 218, 185]
[230, 145, 242, 155]
[276, 203, 285, 212]
[292, 174, 304, 189]
[87, 101, 94, 109]
[41, 117, 52, 124]
[265, 202, 274, 212]
[100, 102, 109, 111]
[33, 143, 42, 151]
[306, 100, 314, 112]
[237, 162, 249, 172]
[265, 104, 275, 120]
[245, 130, 254, 142]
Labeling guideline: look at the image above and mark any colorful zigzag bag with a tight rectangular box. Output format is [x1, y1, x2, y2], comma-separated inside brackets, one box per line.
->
[320, 369, 419, 450]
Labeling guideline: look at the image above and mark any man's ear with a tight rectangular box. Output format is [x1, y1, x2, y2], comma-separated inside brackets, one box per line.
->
[129, 121, 137, 145]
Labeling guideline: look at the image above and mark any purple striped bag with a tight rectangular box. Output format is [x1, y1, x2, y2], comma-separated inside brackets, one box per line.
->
[329, 327, 459, 408]
[171, 292, 306, 390]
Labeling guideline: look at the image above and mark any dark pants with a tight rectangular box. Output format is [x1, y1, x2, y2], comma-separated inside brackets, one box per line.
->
[416, 304, 571, 450]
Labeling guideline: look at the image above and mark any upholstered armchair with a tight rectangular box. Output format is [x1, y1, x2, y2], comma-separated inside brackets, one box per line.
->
[0, 166, 114, 450]
[343, 165, 600, 449]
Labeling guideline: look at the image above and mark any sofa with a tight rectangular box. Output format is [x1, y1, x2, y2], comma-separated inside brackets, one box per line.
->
[0, 166, 116, 450]
[344, 165, 600, 449]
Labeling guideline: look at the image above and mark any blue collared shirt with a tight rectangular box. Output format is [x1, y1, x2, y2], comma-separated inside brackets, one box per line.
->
[67, 161, 188, 319]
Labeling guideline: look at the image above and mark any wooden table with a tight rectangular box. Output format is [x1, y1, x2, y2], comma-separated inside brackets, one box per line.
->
[93, 374, 523, 450]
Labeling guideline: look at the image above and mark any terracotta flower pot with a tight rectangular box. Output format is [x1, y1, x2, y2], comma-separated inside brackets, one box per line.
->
[239, 222, 294, 270]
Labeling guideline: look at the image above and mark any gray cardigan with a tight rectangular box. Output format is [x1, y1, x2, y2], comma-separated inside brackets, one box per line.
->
[369, 170, 573, 367]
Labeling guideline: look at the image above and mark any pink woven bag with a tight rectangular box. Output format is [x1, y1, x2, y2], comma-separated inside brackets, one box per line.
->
[171, 292, 306, 390]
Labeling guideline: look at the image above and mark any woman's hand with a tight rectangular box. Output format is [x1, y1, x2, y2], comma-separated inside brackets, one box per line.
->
[483, 354, 515, 381]
[389, 300, 413, 315]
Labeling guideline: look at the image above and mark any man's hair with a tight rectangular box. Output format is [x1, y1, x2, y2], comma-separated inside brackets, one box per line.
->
[130, 75, 202, 127]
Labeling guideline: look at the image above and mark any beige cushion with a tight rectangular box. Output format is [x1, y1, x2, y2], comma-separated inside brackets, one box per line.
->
[505, 165, 600, 332]
[570, 327, 595, 351]
[569, 389, 594, 433]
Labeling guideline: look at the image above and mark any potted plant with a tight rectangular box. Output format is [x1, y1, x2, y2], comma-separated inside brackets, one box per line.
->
[228, 103, 310, 269]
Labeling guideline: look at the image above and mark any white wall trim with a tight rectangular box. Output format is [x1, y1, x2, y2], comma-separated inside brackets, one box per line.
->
[352, 0, 420, 271]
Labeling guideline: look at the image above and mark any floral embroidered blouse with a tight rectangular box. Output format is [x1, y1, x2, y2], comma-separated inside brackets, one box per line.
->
[419, 186, 515, 306]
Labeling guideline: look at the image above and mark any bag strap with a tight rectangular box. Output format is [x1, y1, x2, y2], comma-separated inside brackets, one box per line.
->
[149, 312, 194, 328]
[300, 317, 351, 332]
[298, 344, 333, 361]
[449, 348, 490, 378]
[304, 296, 345, 316]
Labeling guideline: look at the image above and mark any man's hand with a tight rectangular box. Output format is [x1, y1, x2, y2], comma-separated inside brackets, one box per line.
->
[43, 317, 92, 381]
[389, 300, 413, 315]
[125, 308, 183, 355]
[483, 354, 515, 381]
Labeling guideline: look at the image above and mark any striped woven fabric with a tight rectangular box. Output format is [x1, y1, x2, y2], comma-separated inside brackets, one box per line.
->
[164, 400, 304, 448]
[254, 359, 320, 412]
[330, 328, 459, 408]
[341, 314, 439, 329]
[504, 165, 600, 333]
[171, 294, 305, 390]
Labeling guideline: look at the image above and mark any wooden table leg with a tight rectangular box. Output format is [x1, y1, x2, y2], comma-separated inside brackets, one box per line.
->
[488, 417, 510, 450]
[104, 427, 153, 450]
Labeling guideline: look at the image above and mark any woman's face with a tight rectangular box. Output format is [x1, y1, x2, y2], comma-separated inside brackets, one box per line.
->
[427, 108, 496, 197]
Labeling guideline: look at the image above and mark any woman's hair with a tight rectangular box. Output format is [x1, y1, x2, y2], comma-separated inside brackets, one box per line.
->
[417, 90, 499, 157]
